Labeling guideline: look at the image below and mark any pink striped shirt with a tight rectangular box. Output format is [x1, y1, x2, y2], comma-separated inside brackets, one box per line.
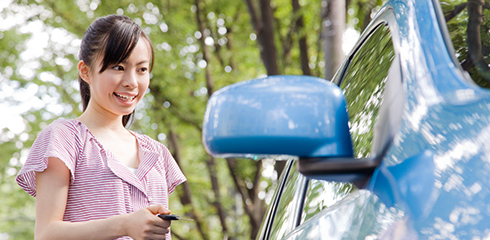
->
[16, 119, 186, 239]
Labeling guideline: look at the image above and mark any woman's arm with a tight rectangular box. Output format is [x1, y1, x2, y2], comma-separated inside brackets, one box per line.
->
[35, 157, 171, 240]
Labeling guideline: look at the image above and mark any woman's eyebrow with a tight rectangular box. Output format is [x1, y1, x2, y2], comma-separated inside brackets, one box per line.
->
[121, 60, 149, 65]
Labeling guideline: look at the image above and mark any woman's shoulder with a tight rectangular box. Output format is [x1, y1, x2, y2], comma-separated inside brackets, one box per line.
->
[44, 118, 85, 133]
[37, 118, 91, 142]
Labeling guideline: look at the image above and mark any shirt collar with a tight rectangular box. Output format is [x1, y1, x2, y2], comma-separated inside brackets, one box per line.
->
[75, 119, 162, 195]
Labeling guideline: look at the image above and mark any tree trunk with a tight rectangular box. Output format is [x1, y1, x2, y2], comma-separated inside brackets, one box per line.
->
[244, 0, 280, 75]
[226, 158, 264, 239]
[293, 0, 311, 75]
[467, 0, 489, 72]
[244, 0, 286, 187]
[196, 0, 215, 95]
[204, 156, 229, 238]
[167, 130, 209, 240]
[195, 0, 230, 238]
[322, 0, 345, 79]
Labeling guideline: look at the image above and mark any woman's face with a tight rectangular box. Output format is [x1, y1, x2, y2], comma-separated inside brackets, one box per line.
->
[84, 38, 151, 118]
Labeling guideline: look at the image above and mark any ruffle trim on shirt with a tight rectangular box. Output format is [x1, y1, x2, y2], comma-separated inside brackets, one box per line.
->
[16, 119, 82, 197]
[16, 155, 76, 197]
[168, 175, 187, 195]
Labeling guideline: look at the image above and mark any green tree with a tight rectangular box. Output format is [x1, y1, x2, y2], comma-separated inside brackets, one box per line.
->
[0, 0, 384, 239]
[441, 0, 490, 89]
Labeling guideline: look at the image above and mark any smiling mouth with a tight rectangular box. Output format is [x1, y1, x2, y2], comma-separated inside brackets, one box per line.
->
[114, 92, 137, 101]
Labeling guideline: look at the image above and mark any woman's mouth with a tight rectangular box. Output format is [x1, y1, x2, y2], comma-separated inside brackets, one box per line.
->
[114, 92, 137, 102]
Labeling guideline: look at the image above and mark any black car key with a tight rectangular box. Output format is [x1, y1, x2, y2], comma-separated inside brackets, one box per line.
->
[158, 214, 193, 221]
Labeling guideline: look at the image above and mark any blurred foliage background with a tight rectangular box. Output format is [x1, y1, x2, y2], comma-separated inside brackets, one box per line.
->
[0, 0, 383, 239]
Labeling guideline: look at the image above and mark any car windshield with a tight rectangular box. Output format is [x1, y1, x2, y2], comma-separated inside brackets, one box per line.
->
[439, 0, 490, 89]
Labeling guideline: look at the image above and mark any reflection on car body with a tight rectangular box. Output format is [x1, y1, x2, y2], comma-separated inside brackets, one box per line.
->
[202, 0, 490, 239]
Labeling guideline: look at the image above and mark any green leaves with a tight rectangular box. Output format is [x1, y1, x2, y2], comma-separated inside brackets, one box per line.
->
[0, 0, 384, 239]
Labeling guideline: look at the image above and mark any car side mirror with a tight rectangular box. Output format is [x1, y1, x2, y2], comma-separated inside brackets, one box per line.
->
[202, 75, 379, 187]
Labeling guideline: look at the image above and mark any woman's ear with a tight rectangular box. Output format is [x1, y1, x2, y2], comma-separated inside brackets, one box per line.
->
[78, 60, 91, 84]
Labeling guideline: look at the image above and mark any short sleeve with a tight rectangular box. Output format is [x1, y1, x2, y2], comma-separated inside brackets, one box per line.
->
[16, 120, 80, 197]
[161, 146, 186, 195]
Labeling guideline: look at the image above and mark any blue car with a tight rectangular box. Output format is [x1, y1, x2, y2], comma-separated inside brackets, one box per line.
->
[202, 0, 490, 239]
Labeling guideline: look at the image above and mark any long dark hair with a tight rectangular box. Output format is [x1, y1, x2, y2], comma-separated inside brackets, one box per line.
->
[78, 15, 154, 127]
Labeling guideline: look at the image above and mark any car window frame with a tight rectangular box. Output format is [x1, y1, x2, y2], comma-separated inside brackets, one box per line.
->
[431, 0, 462, 72]
[331, 7, 401, 159]
[266, 162, 308, 239]
[332, 6, 398, 84]
[288, 6, 403, 234]
[260, 8, 404, 240]
[256, 160, 297, 240]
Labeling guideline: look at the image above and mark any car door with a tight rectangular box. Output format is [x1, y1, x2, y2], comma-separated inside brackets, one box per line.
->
[258, 160, 307, 240]
[281, 8, 407, 239]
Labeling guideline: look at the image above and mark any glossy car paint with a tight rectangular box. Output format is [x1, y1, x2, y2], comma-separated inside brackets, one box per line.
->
[202, 75, 353, 158]
[203, 0, 490, 238]
[288, 0, 490, 238]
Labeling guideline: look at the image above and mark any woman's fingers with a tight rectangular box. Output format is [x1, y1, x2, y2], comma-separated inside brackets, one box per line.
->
[123, 206, 173, 240]
[146, 205, 171, 215]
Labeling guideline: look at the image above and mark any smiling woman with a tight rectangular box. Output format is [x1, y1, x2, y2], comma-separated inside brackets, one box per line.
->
[77, 15, 154, 127]
[15, 15, 186, 240]
[77, 38, 151, 128]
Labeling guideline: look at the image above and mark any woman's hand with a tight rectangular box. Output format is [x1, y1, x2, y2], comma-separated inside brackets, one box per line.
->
[123, 205, 172, 240]
[34, 158, 173, 240]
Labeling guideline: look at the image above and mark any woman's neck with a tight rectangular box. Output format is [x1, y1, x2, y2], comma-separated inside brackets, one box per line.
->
[77, 109, 127, 134]
[77, 108, 139, 168]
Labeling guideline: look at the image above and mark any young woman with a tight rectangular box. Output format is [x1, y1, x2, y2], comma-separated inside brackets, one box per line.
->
[16, 15, 186, 240]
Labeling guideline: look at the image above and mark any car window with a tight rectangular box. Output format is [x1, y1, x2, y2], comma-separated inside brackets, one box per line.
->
[268, 162, 307, 240]
[256, 160, 294, 240]
[298, 23, 396, 224]
[438, 0, 490, 89]
[301, 179, 356, 223]
[338, 24, 395, 158]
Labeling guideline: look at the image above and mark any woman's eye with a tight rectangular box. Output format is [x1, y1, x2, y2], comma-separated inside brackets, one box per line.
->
[139, 67, 148, 73]
[113, 66, 124, 71]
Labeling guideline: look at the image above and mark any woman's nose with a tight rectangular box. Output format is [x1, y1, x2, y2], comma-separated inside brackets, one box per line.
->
[122, 72, 138, 89]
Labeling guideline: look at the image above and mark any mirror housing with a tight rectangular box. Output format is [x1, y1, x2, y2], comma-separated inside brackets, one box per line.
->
[202, 75, 354, 159]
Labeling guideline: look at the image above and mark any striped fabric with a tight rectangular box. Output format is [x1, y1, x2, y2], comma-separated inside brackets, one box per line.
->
[16, 119, 186, 240]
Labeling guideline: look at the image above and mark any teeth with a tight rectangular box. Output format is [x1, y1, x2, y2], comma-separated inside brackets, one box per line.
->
[114, 93, 136, 101]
